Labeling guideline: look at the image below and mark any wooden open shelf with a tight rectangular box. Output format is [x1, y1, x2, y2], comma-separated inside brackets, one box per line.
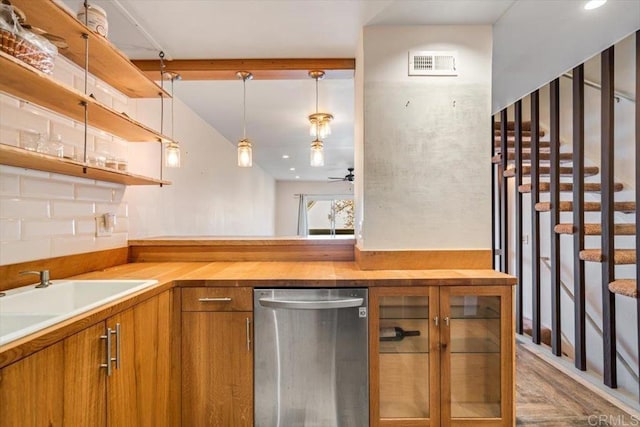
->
[0, 144, 170, 186]
[10, 0, 169, 99]
[0, 50, 173, 143]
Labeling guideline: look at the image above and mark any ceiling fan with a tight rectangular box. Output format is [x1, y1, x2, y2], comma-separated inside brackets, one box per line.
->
[329, 167, 354, 183]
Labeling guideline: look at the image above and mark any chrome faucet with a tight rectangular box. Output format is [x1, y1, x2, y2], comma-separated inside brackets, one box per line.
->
[20, 270, 51, 288]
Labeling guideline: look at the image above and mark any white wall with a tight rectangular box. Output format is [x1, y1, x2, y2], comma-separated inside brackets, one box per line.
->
[492, 0, 640, 113]
[275, 180, 353, 236]
[0, 55, 276, 265]
[127, 95, 275, 238]
[361, 25, 492, 250]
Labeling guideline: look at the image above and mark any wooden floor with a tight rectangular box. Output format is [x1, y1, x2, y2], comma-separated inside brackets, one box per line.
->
[516, 342, 637, 426]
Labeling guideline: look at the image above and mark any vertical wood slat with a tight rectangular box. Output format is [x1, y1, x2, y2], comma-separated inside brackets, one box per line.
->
[500, 109, 509, 274]
[531, 91, 541, 345]
[572, 64, 587, 371]
[601, 46, 617, 388]
[635, 29, 639, 401]
[514, 100, 524, 335]
[550, 78, 562, 356]
[491, 115, 497, 270]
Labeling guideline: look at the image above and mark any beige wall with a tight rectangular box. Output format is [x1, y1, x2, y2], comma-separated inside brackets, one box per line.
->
[360, 25, 492, 250]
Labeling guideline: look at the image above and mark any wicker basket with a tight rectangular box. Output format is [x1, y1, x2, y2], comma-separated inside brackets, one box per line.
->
[0, 28, 55, 74]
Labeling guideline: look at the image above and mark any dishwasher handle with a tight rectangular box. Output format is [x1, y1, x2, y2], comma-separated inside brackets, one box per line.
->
[259, 297, 364, 310]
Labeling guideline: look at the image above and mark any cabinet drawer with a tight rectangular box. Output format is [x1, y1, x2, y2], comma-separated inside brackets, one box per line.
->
[182, 288, 253, 312]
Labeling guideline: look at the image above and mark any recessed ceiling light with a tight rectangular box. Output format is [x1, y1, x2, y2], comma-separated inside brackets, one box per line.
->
[584, 0, 606, 10]
[295, 175, 300, 179]
[282, 154, 290, 159]
[290, 167, 295, 171]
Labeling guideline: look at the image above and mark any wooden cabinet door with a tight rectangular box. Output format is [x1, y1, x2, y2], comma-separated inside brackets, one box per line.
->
[0, 342, 64, 427]
[370, 286, 440, 427]
[439, 286, 514, 427]
[107, 291, 175, 427]
[63, 321, 108, 427]
[182, 311, 253, 427]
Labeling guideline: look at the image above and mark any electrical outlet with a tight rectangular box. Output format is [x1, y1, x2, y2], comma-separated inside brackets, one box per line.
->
[95, 216, 112, 237]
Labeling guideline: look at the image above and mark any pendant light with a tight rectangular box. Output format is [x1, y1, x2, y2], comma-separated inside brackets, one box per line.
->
[310, 139, 324, 167]
[308, 70, 333, 139]
[237, 71, 253, 167]
[164, 71, 181, 168]
[308, 70, 331, 167]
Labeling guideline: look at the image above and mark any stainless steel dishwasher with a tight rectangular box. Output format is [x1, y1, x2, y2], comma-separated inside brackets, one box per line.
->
[254, 288, 368, 427]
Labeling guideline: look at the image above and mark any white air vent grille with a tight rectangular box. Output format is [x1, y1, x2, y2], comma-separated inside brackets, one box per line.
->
[409, 51, 458, 76]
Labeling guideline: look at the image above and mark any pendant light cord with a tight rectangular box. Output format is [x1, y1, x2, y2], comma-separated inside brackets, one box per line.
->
[171, 77, 175, 140]
[242, 76, 247, 139]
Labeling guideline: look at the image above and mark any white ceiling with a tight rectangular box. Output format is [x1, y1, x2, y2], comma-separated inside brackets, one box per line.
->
[61, 0, 515, 181]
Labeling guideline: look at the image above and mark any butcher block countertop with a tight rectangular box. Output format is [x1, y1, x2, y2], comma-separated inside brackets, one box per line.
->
[0, 245, 515, 367]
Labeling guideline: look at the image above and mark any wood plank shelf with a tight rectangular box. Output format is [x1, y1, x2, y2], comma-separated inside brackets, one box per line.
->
[10, 0, 169, 99]
[0, 50, 173, 143]
[0, 144, 170, 186]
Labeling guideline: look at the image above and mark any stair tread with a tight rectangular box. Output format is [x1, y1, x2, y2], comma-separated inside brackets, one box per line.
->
[519, 182, 624, 193]
[494, 140, 551, 149]
[554, 223, 636, 235]
[491, 152, 574, 163]
[504, 165, 599, 178]
[535, 201, 636, 212]
[495, 129, 545, 137]
[494, 121, 532, 131]
[608, 279, 638, 298]
[579, 249, 636, 264]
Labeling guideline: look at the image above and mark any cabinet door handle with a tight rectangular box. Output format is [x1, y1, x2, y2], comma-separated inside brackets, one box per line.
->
[444, 316, 450, 326]
[111, 323, 121, 369]
[434, 316, 439, 326]
[246, 317, 251, 352]
[100, 327, 113, 377]
[198, 297, 232, 302]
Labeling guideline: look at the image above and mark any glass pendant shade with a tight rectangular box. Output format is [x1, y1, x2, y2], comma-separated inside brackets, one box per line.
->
[309, 113, 333, 139]
[165, 141, 181, 168]
[310, 139, 324, 167]
[238, 138, 252, 167]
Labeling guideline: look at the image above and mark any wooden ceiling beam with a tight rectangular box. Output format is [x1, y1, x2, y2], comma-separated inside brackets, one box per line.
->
[132, 58, 355, 80]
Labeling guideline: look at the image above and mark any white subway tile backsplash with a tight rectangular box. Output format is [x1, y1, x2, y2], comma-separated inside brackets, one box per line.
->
[23, 103, 76, 128]
[75, 184, 114, 202]
[0, 127, 20, 147]
[0, 174, 20, 196]
[0, 219, 20, 241]
[0, 104, 49, 134]
[22, 219, 74, 239]
[21, 177, 75, 199]
[96, 202, 128, 217]
[0, 239, 51, 265]
[50, 121, 86, 148]
[52, 201, 95, 218]
[75, 218, 96, 235]
[0, 93, 21, 108]
[0, 198, 50, 219]
[95, 232, 128, 250]
[51, 172, 95, 185]
[51, 235, 97, 258]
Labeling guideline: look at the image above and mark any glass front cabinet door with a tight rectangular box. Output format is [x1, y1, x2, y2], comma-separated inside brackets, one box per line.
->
[370, 286, 514, 427]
